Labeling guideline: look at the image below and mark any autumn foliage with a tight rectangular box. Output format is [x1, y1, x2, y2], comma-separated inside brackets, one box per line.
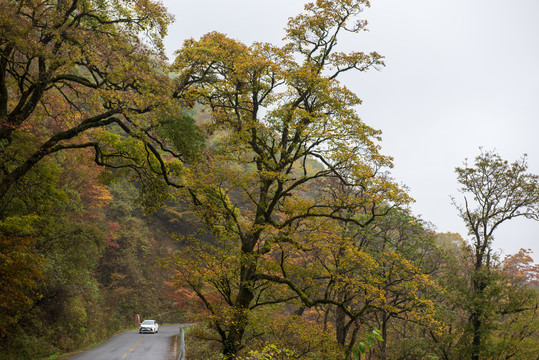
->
[0, 1, 537, 360]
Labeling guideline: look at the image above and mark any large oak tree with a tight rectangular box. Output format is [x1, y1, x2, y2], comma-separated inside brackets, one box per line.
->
[0, 0, 201, 212]
[170, 0, 411, 357]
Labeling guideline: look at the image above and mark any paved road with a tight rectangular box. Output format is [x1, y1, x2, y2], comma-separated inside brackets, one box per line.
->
[68, 325, 180, 360]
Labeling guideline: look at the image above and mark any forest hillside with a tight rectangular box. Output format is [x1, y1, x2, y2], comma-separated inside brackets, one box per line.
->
[0, 1, 537, 359]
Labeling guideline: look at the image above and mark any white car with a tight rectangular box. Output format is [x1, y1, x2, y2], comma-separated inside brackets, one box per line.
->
[139, 319, 159, 334]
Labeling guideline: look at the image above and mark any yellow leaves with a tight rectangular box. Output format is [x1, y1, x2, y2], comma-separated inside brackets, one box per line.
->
[285, 0, 371, 56]
[238, 314, 343, 360]
[173, 32, 287, 123]
[88, 185, 113, 208]
[166, 0, 433, 356]
[257, 170, 289, 183]
[171, 7, 410, 223]
[240, 344, 296, 360]
[174, 32, 248, 75]
[329, 51, 385, 73]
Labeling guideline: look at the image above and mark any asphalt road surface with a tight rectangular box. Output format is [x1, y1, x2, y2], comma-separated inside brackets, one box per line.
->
[68, 324, 181, 360]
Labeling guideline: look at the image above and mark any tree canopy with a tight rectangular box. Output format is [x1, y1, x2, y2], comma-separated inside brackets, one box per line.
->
[452, 150, 539, 360]
[0, 0, 202, 211]
[169, 0, 413, 357]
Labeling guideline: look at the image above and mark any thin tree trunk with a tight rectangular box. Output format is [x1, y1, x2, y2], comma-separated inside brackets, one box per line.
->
[380, 312, 388, 360]
[471, 242, 487, 360]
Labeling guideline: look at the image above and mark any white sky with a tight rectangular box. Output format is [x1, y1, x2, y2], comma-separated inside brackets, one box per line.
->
[160, 0, 539, 259]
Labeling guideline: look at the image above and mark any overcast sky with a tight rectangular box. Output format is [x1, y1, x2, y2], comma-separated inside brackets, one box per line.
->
[159, 0, 539, 259]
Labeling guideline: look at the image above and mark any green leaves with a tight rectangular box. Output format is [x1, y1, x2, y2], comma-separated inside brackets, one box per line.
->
[157, 111, 204, 161]
[347, 329, 383, 360]
[452, 150, 539, 360]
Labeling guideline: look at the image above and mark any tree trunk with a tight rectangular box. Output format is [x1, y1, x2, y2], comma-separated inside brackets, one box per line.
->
[471, 243, 487, 360]
[380, 312, 388, 360]
[471, 314, 482, 360]
[222, 237, 258, 358]
[336, 305, 347, 346]
[471, 276, 486, 360]
[222, 283, 255, 358]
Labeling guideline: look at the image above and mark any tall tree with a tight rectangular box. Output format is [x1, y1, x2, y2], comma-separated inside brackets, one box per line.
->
[0, 0, 201, 212]
[452, 150, 539, 360]
[171, 0, 410, 357]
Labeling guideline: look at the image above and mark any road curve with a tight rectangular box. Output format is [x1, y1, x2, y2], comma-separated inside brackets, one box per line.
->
[67, 324, 180, 360]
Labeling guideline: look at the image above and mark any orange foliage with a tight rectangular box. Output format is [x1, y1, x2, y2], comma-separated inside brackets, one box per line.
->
[503, 248, 539, 288]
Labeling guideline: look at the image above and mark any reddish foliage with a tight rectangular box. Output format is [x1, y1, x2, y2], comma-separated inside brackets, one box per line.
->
[503, 248, 539, 288]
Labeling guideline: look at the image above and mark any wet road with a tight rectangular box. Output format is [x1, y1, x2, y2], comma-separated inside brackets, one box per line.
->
[67, 324, 180, 360]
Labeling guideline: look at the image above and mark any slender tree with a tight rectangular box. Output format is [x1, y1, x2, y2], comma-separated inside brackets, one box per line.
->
[452, 150, 539, 360]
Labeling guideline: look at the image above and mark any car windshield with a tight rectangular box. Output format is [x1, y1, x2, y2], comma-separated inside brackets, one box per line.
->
[141, 320, 154, 325]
